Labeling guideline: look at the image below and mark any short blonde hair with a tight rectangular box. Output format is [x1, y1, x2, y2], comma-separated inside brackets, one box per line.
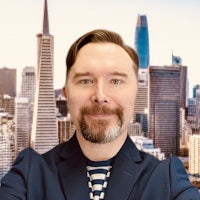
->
[66, 29, 139, 79]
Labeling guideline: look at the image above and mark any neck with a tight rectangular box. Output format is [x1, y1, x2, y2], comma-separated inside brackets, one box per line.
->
[76, 131, 127, 161]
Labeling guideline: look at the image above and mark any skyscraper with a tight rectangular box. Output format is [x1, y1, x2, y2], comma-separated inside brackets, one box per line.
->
[20, 66, 36, 134]
[31, 0, 58, 154]
[189, 134, 200, 175]
[135, 14, 149, 69]
[0, 67, 16, 97]
[134, 14, 149, 136]
[21, 66, 36, 104]
[187, 85, 200, 133]
[0, 111, 15, 180]
[149, 65, 187, 157]
[15, 97, 30, 154]
[187, 98, 197, 133]
[133, 69, 148, 136]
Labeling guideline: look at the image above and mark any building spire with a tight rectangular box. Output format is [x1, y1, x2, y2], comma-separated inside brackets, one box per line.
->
[43, 0, 49, 35]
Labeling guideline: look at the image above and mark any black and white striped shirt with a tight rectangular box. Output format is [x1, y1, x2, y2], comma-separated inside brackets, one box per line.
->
[86, 159, 112, 200]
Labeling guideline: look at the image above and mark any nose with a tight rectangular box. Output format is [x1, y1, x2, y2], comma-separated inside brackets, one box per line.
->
[91, 80, 109, 104]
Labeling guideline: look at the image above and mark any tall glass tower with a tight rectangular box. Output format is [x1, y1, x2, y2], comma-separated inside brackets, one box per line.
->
[135, 14, 149, 69]
[133, 15, 149, 136]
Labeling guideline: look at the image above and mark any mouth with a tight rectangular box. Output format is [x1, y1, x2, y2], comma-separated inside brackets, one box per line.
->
[86, 113, 114, 120]
[81, 105, 123, 122]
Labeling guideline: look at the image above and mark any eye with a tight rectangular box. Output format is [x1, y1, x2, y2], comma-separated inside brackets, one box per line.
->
[80, 79, 94, 84]
[111, 79, 122, 84]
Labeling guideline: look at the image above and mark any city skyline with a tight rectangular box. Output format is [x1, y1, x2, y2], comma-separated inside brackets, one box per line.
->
[0, 0, 200, 96]
[1, 1, 200, 187]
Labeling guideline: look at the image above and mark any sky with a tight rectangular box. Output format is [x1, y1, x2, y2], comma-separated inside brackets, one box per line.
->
[0, 0, 200, 97]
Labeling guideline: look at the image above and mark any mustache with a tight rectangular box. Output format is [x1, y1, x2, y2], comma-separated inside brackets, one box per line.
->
[80, 105, 123, 116]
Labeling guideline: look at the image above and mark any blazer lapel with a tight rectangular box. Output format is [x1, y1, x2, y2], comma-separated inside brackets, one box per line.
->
[56, 135, 154, 200]
[57, 135, 90, 200]
[104, 136, 145, 200]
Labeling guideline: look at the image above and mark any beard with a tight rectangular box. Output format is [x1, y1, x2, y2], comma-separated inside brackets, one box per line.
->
[78, 105, 123, 144]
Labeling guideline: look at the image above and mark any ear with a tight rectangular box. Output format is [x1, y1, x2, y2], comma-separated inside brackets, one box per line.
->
[62, 86, 67, 100]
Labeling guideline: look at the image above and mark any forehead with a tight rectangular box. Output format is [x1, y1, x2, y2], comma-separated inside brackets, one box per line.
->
[68, 42, 134, 76]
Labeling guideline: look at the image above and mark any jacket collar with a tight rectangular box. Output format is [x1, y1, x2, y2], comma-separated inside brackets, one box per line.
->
[57, 135, 89, 200]
[57, 134, 144, 200]
[104, 136, 143, 200]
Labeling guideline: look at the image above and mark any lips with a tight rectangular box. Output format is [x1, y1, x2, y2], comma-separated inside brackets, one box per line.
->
[81, 105, 118, 115]
[86, 113, 114, 120]
[80, 105, 123, 122]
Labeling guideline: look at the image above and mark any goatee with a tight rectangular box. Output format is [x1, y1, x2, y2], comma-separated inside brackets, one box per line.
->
[79, 105, 123, 143]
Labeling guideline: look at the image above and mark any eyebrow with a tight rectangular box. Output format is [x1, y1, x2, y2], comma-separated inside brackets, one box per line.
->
[72, 71, 128, 79]
[73, 72, 91, 79]
[110, 72, 128, 78]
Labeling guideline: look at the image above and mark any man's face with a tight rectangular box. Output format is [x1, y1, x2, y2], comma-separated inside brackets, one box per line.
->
[64, 42, 137, 144]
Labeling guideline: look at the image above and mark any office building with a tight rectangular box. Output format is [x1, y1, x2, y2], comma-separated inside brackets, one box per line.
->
[0, 95, 15, 116]
[187, 87, 200, 134]
[20, 66, 36, 134]
[0, 67, 16, 97]
[0, 130, 12, 180]
[179, 65, 188, 108]
[56, 99, 68, 117]
[21, 66, 36, 103]
[134, 69, 148, 136]
[128, 122, 142, 136]
[134, 14, 149, 69]
[130, 136, 165, 160]
[180, 108, 192, 156]
[187, 98, 197, 117]
[15, 97, 30, 154]
[189, 135, 200, 175]
[187, 98, 199, 133]
[57, 114, 75, 144]
[0, 111, 15, 180]
[149, 65, 187, 157]
[31, 0, 58, 154]
[193, 85, 200, 98]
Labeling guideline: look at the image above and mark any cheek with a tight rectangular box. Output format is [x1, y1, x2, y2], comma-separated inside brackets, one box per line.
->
[68, 97, 79, 112]
[67, 99, 81, 126]
[120, 93, 136, 117]
[119, 89, 136, 106]
[67, 93, 88, 116]
[124, 100, 135, 115]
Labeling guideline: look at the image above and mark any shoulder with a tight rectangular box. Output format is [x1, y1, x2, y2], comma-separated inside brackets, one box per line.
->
[0, 148, 42, 199]
[0, 145, 67, 200]
[14, 147, 39, 163]
[151, 156, 189, 183]
[15, 145, 63, 166]
[157, 156, 189, 178]
[154, 156, 200, 199]
[11, 147, 41, 176]
[12, 135, 79, 173]
[2, 143, 66, 183]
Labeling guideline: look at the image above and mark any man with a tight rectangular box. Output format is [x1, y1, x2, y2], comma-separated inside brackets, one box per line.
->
[0, 29, 199, 200]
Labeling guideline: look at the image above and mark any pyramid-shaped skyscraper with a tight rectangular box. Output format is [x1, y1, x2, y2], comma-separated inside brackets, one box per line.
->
[31, 0, 58, 154]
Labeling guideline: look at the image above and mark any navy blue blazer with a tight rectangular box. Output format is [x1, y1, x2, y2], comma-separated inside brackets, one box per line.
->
[0, 134, 199, 200]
